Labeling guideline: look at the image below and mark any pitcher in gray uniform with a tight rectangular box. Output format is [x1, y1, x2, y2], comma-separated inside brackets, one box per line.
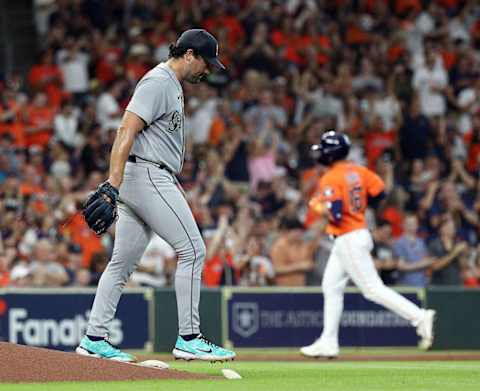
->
[76, 29, 236, 362]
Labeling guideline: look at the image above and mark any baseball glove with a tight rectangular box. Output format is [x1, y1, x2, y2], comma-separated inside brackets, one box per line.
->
[82, 181, 119, 235]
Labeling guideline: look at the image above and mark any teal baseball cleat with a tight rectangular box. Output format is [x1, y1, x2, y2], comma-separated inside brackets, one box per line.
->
[172, 334, 236, 362]
[76, 336, 136, 362]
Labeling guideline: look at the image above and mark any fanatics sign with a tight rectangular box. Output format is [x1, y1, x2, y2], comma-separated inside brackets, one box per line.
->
[0, 288, 150, 351]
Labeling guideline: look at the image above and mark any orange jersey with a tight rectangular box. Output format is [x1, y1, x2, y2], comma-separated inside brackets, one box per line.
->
[310, 161, 384, 236]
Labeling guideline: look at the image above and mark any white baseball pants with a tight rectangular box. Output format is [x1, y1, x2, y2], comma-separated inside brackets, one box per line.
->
[319, 229, 424, 348]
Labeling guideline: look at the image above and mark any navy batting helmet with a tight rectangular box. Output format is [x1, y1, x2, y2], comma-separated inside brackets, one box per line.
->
[311, 130, 351, 165]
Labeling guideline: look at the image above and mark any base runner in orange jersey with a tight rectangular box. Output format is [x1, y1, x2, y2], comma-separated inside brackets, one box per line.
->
[300, 130, 436, 359]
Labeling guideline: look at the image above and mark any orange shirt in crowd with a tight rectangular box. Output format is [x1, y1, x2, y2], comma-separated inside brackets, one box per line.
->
[345, 23, 371, 46]
[467, 144, 480, 173]
[441, 50, 457, 70]
[60, 214, 103, 267]
[25, 104, 55, 147]
[208, 112, 240, 145]
[281, 35, 312, 66]
[125, 62, 149, 82]
[19, 178, 48, 214]
[271, 29, 289, 48]
[364, 130, 396, 170]
[208, 117, 226, 146]
[310, 161, 385, 236]
[203, 15, 244, 49]
[19, 182, 45, 197]
[28, 64, 64, 108]
[387, 44, 406, 63]
[96, 47, 123, 85]
[394, 0, 421, 15]
[0, 99, 27, 147]
[13, 123, 26, 147]
[0, 120, 26, 148]
[203, 252, 236, 287]
[464, 132, 480, 173]
[316, 35, 332, 65]
[381, 206, 404, 237]
[271, 30, 303, 66]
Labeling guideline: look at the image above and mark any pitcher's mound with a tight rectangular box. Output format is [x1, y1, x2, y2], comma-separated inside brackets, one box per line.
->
[0, 342, 211, 383]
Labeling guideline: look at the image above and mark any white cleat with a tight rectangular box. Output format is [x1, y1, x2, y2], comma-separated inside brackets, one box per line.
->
[417, 309, 436, 350]
[300, 339, 339, 359]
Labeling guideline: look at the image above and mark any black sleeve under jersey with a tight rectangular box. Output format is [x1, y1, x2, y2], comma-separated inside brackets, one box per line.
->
[368, 191, 386, 209]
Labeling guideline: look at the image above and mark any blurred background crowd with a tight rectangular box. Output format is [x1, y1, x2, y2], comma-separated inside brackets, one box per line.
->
[2, 0, 480, 289]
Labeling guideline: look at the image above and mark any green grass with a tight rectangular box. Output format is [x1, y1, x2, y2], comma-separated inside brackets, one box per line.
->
[2, 361, 480, 391]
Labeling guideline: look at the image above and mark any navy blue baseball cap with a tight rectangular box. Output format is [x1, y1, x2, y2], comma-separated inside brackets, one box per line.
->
[176, 29, 226, 70]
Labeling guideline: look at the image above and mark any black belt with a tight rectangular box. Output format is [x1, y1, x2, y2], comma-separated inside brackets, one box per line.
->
[128, 155, 173, 174]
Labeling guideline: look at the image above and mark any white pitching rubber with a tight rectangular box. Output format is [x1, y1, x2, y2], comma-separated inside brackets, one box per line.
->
[138, 360, 170, 369]
[221, 368, 242, 380]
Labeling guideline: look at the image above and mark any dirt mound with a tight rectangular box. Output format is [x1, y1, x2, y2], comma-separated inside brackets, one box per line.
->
[0, 342, 211, 383]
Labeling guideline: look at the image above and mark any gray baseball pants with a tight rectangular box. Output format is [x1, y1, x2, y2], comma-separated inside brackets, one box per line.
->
[86, 161, 206, 337]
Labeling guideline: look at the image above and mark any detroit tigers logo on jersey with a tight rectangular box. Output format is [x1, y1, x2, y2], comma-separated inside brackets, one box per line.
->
[168, 111, 182, 132]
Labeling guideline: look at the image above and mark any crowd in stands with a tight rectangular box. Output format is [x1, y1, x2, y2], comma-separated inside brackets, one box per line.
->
[2, 0, 480, 289]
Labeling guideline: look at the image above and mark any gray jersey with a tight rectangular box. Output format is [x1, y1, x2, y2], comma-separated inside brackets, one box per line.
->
[126, 63, 185, 173]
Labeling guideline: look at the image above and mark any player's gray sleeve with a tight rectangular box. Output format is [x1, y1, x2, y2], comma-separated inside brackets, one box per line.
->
[126, 79, 168, 125]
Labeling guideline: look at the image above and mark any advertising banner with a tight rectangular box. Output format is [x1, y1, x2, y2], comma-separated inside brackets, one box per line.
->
[226, 289, 422, 347]
[427, 287, 480, 349]
[0, 288, 151, 351]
